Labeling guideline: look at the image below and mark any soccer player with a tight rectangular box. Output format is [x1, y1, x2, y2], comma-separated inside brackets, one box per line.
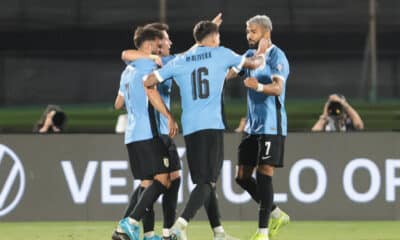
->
[233, 15, 290, 240]
[120, 22, 182, 240]
[143, 20, 266, 240]
[113, 26, 178, 240]
[120, 14, 224, 240]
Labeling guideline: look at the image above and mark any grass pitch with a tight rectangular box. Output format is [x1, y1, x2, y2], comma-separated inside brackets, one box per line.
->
[0, 221, 399, 240]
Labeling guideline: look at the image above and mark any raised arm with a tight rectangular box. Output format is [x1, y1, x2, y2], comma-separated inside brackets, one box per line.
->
[242, 38, 269, 69]
[242, 55, 265, 69]
[311, 101, 329, 131]
[121, 50, 162, 66]
[329, 94, 364, 130]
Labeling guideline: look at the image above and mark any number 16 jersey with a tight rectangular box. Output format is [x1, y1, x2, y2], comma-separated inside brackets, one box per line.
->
[154, 46, 245, 136]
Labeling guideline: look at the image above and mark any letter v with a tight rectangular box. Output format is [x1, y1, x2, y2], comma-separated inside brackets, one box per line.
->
[61, 161, 98, 204]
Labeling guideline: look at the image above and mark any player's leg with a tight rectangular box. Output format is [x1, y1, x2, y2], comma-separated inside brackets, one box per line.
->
[120, 138, 171, 240]
[236, 134, 259, 202]
[251, 164, 274, 240]
[162, 170, 180, 240]
[160, 136, 181, 240]
[250, 135, 288, 240]
[197, 130, 238, 240]
[124, 185, 145, 218]
[140, 180, 162, 240]
[267, 136, 289, 238]
[113, 142, 145, 240]
[204, 184, 239, 240]
[113, 185, 144, 240]
[171, 130, 219, 240]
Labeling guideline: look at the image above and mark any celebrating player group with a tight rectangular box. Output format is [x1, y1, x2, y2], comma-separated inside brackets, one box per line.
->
[112, 12, 290, 240]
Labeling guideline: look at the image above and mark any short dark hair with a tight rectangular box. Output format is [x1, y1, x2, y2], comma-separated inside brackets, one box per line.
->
[193, 20, 219, 42]
[133, 26, 163, 48]
[144, 22, 169, 32]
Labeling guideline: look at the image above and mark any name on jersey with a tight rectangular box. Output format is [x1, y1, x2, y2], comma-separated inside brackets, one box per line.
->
[186, 52, 212, 62]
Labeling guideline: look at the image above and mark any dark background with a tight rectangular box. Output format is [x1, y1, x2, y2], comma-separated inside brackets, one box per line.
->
[1, 0, 400, 105]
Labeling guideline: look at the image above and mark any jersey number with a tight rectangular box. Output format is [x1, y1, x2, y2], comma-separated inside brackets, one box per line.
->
[261, 141, 272, 160]
[191, 67, 209, 100]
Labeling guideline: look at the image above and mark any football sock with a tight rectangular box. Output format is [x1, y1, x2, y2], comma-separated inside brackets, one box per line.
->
[271, 206, 281, 218]
[128, 217, 139, 225]
[236, 177, 260, 203]
[213, 226, 224, 234]
[258, 228, 269, 235]
[271, 203, 277, 212]
[162, 177, 181, 229]
[181, 183, 212, 222]
[130, 180, 167, 221]
[123, 186, 144, 217]
[204, 186, 222, 228]
[257, 172, 273, 228]
[142, 206, 155, 233]
[144, 231, 155, 238]
[163, 228, 171, 238]
[177, 217, 188, 226]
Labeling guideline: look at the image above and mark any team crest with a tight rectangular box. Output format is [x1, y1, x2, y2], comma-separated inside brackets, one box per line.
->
[163, 157, 170, 168]
[277, 63, 283, 72]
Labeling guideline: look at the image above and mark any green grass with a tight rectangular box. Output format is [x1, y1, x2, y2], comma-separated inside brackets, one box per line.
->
[0, 99, 399, 133]
[0, 221, 399, 240]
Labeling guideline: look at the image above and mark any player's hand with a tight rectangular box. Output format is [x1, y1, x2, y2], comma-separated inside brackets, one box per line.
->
[243, 77, 259, 91]
[256, 38, 269, 56]
[168, 116, 179, 138]
[212, 13, 223, 27]
[150, 54, 163, 66]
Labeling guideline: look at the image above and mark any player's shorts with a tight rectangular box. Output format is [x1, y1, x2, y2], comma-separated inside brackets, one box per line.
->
[126, 137, 170, 180]
[238, 133, 285, 168]
[184, 129, 224, 184]
[160, 134, 181, 172]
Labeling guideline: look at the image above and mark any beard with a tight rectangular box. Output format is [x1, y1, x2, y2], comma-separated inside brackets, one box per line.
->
[248, 40, 259, 49]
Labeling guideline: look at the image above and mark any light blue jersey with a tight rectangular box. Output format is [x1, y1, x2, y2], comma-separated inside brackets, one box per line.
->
[242, 45, 290, 136]
[155, 46, 245, 135]
[156, 55, 176, 135]
[118, 59, 158, 143]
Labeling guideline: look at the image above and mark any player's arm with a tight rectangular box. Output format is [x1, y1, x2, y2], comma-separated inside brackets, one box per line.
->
[177, 13, 223, 54]
[121, 50, 162, 66]
[329, 94, 364, 130]
[225, 69, 239, 80]
[243, 76, 283, 96]
[114, 93, 125, 110]
[144, 84, 178, 137]
[143, 73, 159, 88]
[242, 38, 269, 69]
[312, 101, 329, 131]
[343, 102, 364, 130]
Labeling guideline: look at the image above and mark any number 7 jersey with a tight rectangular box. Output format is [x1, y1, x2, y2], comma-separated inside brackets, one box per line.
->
[154, 46, 245, 136]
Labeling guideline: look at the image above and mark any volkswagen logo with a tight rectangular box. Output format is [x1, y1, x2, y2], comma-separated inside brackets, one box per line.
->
[0, 144, 25, 217]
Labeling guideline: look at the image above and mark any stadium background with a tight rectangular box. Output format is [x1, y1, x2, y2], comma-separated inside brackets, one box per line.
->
[0, 0, 399, 132]
[0, 0, 399, 239]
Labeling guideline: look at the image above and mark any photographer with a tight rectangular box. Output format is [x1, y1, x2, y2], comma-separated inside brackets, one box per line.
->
[312, 94, 364, 132]
[33, 105, 67, 133]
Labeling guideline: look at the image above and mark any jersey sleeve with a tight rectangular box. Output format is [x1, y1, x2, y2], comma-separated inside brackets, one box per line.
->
[118, 71, 127, 97]
[270, 50, 289, 82]
[154, 58, 177, 83]
[162, 55, 176, 65]
[220, 47, 246, 72]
